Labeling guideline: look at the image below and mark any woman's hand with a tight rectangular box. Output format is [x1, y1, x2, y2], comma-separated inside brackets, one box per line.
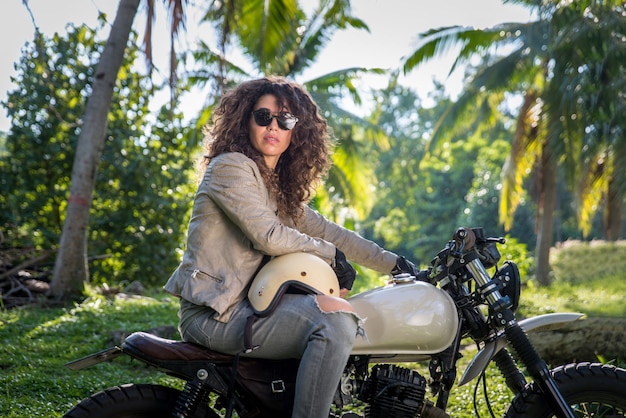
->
[332, 249, 357, 291]
[391, 256, 419, 277]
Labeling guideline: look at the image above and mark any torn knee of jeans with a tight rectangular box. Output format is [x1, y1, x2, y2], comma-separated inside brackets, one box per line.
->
[311, 296, 367, 340]
[314, 294, 355, 313]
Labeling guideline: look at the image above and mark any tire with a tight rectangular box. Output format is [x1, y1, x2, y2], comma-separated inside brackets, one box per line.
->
[63, 383, 219, 418]
[504, 362, 626, 417]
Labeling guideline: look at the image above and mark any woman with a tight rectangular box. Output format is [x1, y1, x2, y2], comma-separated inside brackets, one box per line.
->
[164, 76, 414, 418]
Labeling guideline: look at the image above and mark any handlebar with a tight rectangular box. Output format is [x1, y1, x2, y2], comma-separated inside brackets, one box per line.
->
[412, 226, 507, 285]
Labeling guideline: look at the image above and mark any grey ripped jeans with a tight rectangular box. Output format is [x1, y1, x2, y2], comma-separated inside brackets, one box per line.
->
[178, 294, 361, 418]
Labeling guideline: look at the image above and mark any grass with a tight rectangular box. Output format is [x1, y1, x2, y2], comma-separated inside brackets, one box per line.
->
[0, 293, 184, 417]
[2, 241, 626, 417]
[517, 276, 626, 318]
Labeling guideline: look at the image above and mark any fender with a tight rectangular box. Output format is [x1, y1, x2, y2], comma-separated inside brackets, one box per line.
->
[458, 312, 584, 386]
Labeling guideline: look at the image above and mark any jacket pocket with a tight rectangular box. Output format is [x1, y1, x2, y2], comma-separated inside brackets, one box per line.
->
[191, 268, 223, 283]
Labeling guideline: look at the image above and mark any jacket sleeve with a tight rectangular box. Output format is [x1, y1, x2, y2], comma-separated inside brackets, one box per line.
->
[205, 154, 337, 264]
[299, 206, 398, 274]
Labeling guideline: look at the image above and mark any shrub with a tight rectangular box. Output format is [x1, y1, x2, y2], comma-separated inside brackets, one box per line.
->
[550, 240, 626, 284]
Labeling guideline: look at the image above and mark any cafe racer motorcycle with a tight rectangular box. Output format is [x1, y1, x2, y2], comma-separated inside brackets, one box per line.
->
[64, 227, 626, 417]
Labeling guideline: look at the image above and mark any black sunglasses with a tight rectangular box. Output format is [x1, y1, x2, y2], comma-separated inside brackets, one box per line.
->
[252, 108, 298, 131]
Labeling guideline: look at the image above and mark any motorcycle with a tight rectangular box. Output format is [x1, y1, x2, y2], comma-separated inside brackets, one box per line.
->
[64, 227, 626, 417]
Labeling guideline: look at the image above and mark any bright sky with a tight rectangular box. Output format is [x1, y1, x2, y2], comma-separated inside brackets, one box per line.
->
[1, 0, 533, 132]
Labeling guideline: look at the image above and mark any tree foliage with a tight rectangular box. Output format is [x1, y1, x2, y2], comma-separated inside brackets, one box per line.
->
[0, 23, 196, 287]
[3, 1, 624, 295]
[399, 0, 626, 285]
[357, 78, 531, 265]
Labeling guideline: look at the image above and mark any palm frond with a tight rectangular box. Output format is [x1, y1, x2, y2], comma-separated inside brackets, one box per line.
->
[402, 22, 530, 76]
[325, 139, 375, 220]
[577, 150, 610, 237]
[292, 0, 369, 75]
[499, 91, 542, 230]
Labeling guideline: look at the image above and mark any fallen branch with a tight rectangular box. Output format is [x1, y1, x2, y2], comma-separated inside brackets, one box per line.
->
[0, 251, 52, 281]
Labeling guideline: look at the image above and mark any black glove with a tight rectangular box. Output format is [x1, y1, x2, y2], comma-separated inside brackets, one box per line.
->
[333, 248, 356, 290]
[391, 256, 419, 277]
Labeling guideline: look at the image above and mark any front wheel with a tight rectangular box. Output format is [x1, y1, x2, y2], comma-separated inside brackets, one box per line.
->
[63, 383, 219, 418]
[505, 362, 626, 417]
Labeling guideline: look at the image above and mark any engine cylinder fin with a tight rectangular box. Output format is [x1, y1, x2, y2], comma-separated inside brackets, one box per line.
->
[364, 364, 427, 418]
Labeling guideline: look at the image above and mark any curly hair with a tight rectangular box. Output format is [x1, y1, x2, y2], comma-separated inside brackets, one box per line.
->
[201, 76, 332, 224]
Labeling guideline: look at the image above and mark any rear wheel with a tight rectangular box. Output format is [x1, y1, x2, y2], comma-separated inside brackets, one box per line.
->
[63, 383, 219, 418]
[505, 362, 626, 417]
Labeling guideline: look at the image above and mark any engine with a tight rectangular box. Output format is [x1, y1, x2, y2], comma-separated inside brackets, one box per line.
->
[362, 364, 427, 418]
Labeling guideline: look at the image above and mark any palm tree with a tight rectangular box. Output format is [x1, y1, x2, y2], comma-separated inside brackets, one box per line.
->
[548, 1, 626, 240]
[48, 0, 188, 300]
[400, 0, 625, 285]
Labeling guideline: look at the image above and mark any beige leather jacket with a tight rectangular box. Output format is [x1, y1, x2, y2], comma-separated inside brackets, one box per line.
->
[164, 152, 398, 322]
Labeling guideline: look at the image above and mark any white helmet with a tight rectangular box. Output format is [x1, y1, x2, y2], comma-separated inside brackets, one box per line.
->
[247, 252, 340, 316]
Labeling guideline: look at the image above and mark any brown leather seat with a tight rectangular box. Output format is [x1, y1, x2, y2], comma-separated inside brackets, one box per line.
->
[123, 331, 236, 362]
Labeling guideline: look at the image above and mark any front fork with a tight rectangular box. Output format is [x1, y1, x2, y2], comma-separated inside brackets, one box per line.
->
[492, 348, 527, 395]
[465, 258, 576, 418]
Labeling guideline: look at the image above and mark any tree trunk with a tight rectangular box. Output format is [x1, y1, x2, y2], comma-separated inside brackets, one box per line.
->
[528, 317, 626, 365]
[48, 0, 141, 301]
[605, 175, 623, 241]
[535, 147, 558, 286]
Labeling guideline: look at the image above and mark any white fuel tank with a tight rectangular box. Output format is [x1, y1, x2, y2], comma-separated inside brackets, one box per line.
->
[349, 281, 459, 355]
